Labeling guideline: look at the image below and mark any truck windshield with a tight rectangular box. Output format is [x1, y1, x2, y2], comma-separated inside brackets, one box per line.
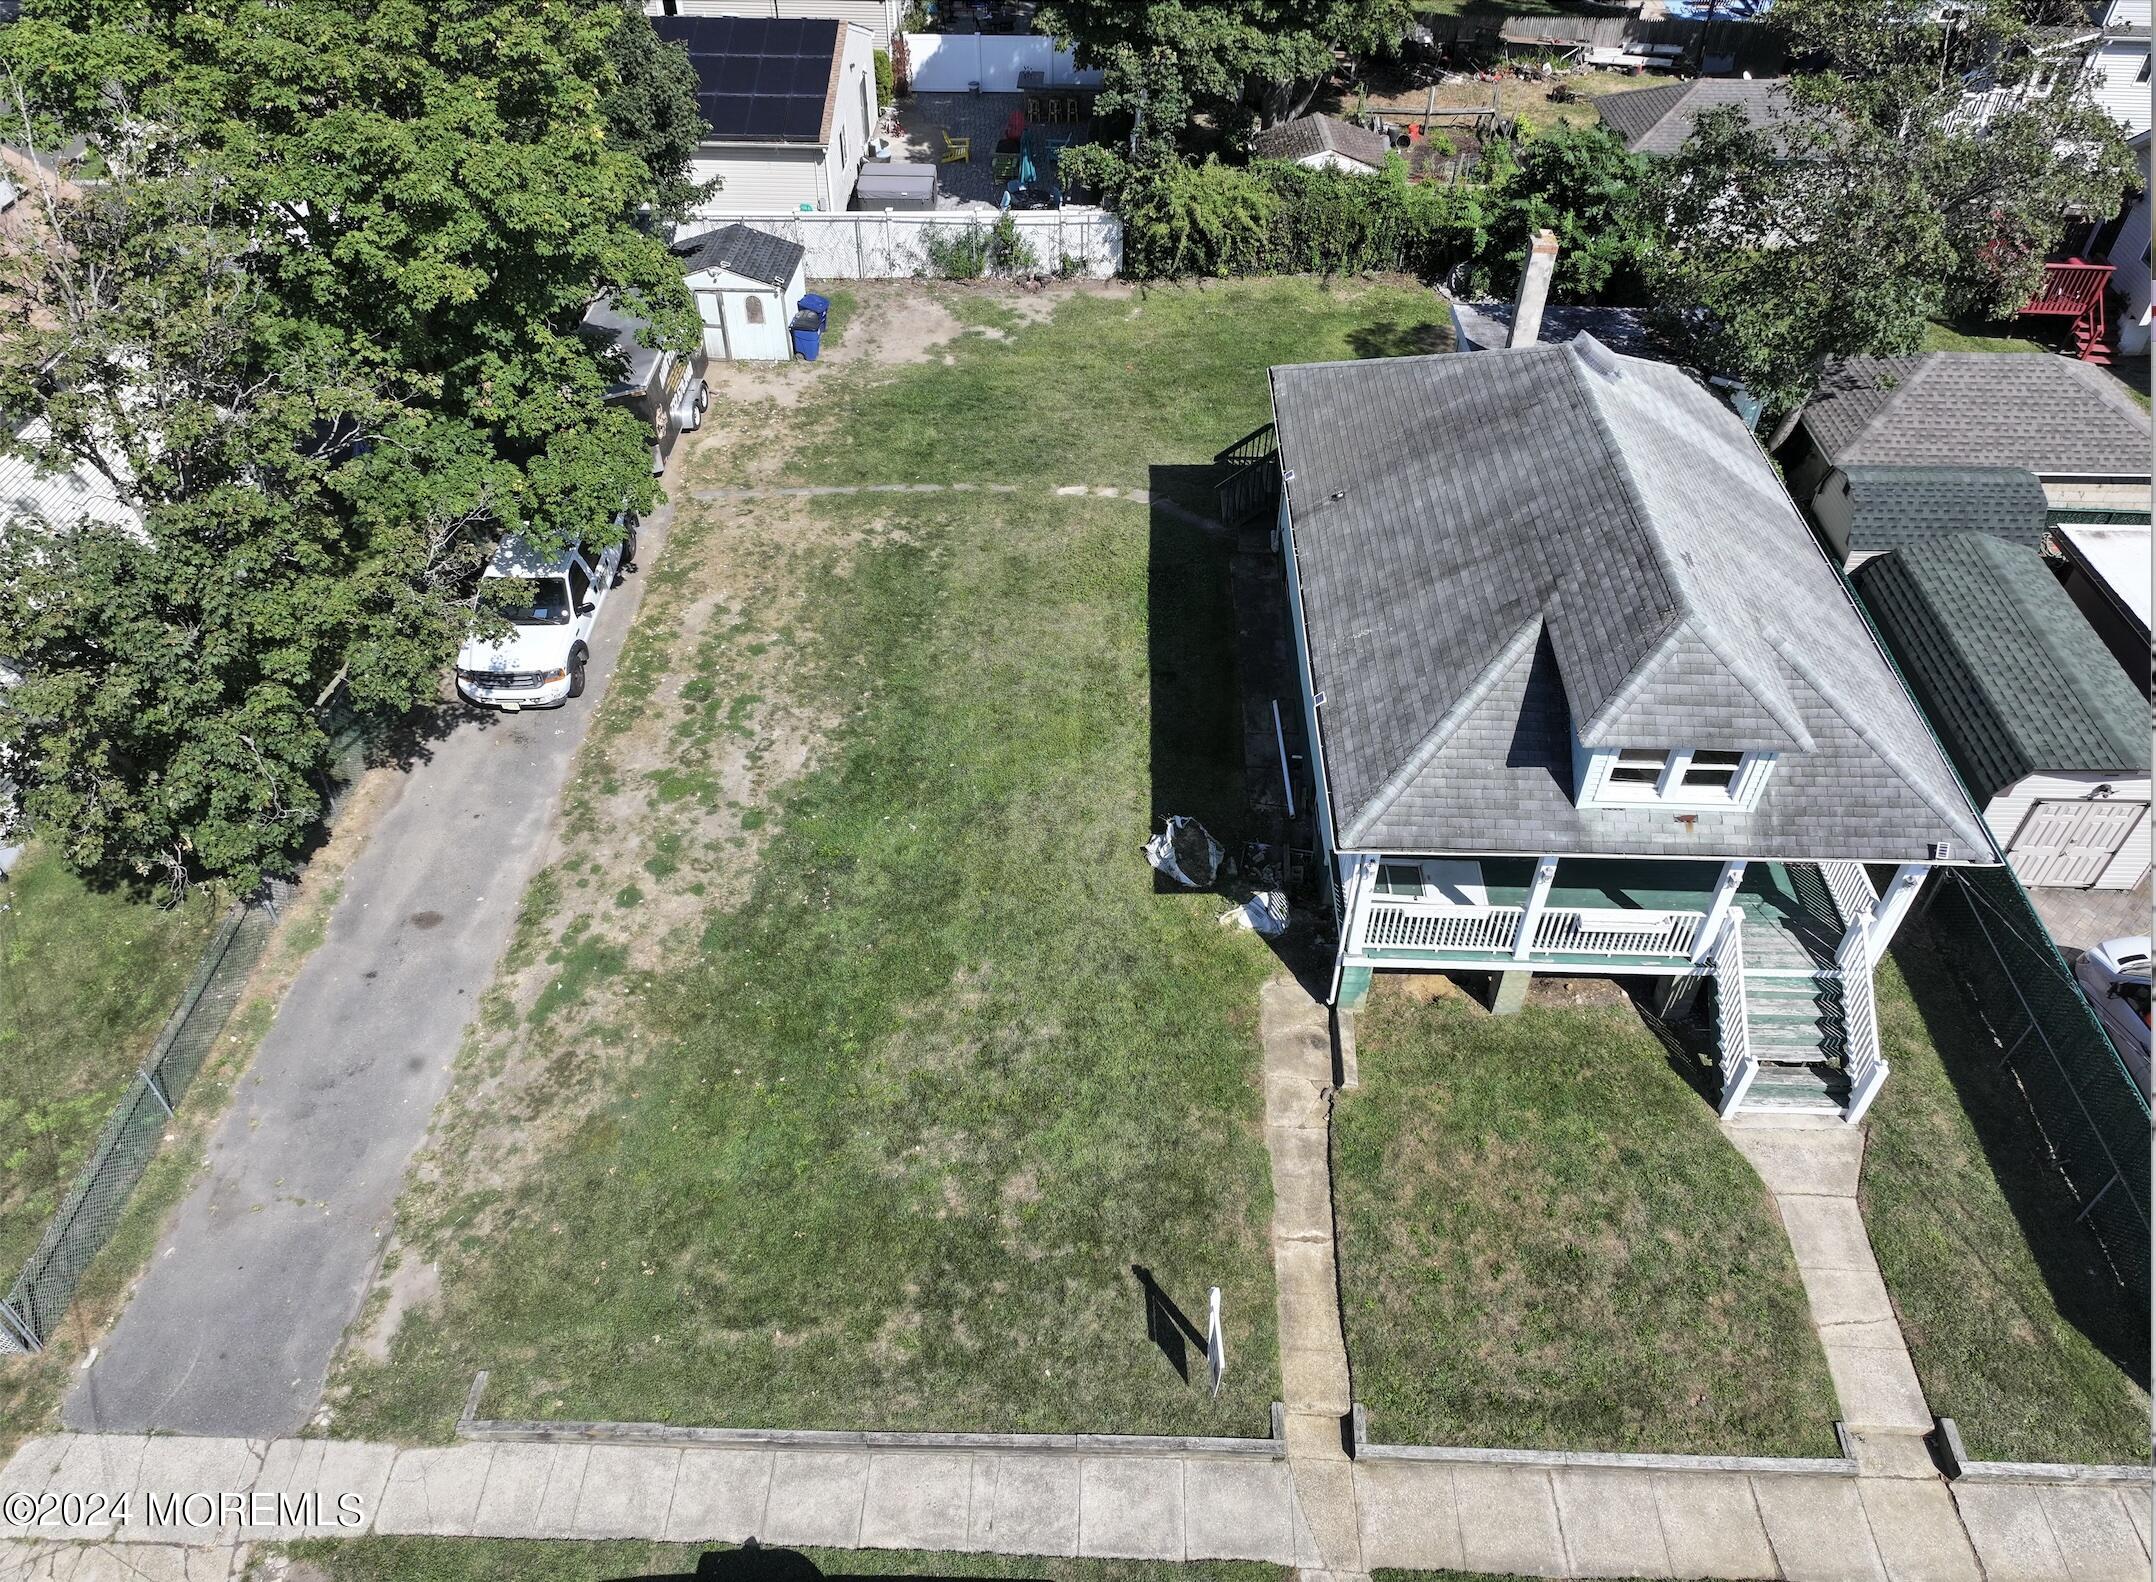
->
[481, 576, 573, 626]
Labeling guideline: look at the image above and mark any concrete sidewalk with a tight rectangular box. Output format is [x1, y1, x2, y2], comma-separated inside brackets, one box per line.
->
[60, 502, 678, 1441]
[7, 1433, 2150, 1580]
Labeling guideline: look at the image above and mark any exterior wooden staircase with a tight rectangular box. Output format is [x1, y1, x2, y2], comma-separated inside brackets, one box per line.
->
[2018, 261, 2117, 365]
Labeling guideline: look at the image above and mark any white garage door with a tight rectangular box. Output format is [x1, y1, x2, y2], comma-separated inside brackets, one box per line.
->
[2007, 798, 2149, 888]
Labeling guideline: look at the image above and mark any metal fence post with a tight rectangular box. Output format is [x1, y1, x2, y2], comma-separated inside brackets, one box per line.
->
[0, 1294, 41, 1353]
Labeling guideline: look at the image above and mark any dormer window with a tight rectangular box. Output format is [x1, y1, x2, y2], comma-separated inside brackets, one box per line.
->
[1579, 746, 1776, 811]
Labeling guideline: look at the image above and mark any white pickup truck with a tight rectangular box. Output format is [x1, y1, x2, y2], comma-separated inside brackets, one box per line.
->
[454, 517, 637, 710]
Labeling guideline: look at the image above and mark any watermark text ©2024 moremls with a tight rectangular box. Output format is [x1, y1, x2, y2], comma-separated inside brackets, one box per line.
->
[4, 1489, 367, 1530]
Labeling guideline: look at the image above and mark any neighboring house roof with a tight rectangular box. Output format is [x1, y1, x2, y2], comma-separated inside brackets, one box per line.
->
[1269, 336, 1990, 863]
[651, 16, 845, 144]
[1834, 465, 2051, 558]
[1450, 301, 1680, 359]
[675, 222, 808, 289]
[1798, 353, 2153, 477]
[1595, 76, 1793, 155]
[2056, 520, 2152, 636]
[1251, 114, 1390, 170]
[0, 418, 139, 538]
[1855, 534, 2151, 806]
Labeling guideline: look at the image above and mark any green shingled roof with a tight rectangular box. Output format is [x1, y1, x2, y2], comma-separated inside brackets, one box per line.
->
[1839, 465, 2049, 557]
[1856, 534, 2151, 808]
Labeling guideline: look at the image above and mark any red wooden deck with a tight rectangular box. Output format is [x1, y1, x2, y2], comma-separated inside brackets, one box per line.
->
[2018, 260, 2116, 364]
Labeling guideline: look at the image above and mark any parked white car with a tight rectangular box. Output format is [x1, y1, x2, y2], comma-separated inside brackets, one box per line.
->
[2072, 935, 2151, 1099]
[455, 518, 637, 710]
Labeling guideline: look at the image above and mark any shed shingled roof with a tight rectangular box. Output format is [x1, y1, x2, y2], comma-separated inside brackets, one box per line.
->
[1798, 353, 2153, 478]
[675, 222, 807, 289]
[1855, 534, 2151, 806]
[1595, 77, 1793, 155]
[1251, 114, 1390, 169]
[1270, 337, 1991, 862]
[1836, 465, 2050, 557]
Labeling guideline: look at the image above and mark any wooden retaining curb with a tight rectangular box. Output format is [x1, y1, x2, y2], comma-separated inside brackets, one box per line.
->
[1349, 1402, 1863, 1478]
[1934, 1417, 2154, 1486]
[456, 1371, 1289, 1460]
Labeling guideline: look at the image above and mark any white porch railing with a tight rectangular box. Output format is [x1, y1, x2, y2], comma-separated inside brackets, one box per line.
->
[1839, 923, 1888, 1124]
[1711, 917, 1758, 1118]
[1532, 907, 1703, 958]
[1821, 860, 1879, 936]
[1361, 903, 1525, 953]
[1358, 903, 1704, 959]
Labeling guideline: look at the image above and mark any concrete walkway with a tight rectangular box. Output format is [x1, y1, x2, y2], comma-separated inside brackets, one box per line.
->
[5, 1432, 2149, 1580]
[1257, 975, 1364, 1582]
[60, 501, 680, 1440]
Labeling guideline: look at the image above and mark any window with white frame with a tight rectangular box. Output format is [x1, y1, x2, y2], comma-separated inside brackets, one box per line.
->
[1582, 747, 1774, 810]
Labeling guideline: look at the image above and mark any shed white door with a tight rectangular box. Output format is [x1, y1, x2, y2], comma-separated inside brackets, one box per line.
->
[695, 291, 729, 359]
[2008, 798, 2149, 888]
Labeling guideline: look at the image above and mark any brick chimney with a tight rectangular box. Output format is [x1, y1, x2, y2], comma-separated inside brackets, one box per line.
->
[1509, 229, 1560, 350]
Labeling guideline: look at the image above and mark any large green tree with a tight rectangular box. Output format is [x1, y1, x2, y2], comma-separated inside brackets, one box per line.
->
[1035, 0, 1412, 155]
[1459, 124, 1661, 302]
[0, 0, 704, 895]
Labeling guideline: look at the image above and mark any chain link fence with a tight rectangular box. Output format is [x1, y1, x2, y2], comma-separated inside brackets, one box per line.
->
[0, 887, 282, 1353]
[1919, 863, 2151, 1296]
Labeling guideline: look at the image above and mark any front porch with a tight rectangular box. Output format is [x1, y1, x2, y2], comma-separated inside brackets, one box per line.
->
[1346, 857, 1849, 975]
[1334, 855, 1932, 1122]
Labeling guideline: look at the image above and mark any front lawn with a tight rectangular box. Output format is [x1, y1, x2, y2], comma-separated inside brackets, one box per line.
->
[1862, 936, 2151, 1465]
[333, 491, 1280, 1440]
[286, 1538, 1287, 1582]
[0, 846, 223, 1274]
[1334, 984, 1841, 1457]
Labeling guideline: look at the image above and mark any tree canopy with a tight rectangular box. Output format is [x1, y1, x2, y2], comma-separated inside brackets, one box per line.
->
[1035, 0, 1413, 154]
[0, 0, 704, 894]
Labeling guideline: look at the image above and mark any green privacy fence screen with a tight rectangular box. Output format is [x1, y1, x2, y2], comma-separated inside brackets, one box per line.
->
[1920, 863, 2151, 1299]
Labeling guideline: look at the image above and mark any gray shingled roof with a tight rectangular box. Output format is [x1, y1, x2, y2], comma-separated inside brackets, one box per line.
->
[1799, 353, 2153, 478]
[675, 223, 807, 289]
[1595, 77, 1793, 155]
[1270, 337, 1992, 863]
[1251, 114, 1390, 170]
[1856, 534, 2151, 806]
[1836, 465, 2050, 557]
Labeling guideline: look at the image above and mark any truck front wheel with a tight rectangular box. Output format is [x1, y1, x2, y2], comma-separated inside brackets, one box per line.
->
[567, 646, 589, 699]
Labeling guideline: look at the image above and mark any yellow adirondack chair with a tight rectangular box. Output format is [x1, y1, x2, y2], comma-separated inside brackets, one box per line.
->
[940, 129, 971, 163]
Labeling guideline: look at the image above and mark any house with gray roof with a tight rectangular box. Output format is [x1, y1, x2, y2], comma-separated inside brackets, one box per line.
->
[1250, 114, 1390, 173]
[1807, 464, 2050, 567]
[1595, 76, 1795, 156]
[1857, 535, 2151, 892]
[1270, 334, 1993, 1121]
[1778, 352, 2153, 530]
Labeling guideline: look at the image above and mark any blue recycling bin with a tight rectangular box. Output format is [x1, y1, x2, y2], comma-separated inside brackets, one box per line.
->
[790, 310, 823, 361]
[797, 292, 831, 329]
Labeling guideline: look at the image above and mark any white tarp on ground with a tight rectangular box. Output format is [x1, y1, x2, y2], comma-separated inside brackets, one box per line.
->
[902, 33, 1104, 93]
[1220, 891, 1289, 937]
[676, 207, 1122, 279]
[1145, 816, 1222, 889]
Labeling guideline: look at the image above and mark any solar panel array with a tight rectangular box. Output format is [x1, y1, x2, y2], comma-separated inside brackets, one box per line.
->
[653, 16, 840, 144]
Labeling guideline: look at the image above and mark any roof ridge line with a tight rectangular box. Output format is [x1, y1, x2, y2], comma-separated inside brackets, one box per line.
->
[1838, 351, 1933, 461]
[1776, 634, 1992, 854]
[1342, 617, 1544, 847]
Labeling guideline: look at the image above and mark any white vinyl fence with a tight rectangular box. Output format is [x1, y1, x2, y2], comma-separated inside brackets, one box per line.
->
[678, 207, 1123, 279]
[901, 33, 1103, 92]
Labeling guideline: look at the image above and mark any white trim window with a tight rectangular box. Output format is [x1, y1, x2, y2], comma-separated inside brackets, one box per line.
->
[1581, 747, 1775, 811]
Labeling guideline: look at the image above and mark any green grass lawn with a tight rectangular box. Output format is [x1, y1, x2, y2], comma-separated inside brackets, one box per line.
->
[1334, 987, 1841, 1458]
[776, 279, 1452, 504]
[0, 846, 223, 1273]
[1862, 934, 2151, 1465]
[285, 1539, 1287, 1582]
[334, 492, 1281, 1440]
[1922, 321, 2050, 355]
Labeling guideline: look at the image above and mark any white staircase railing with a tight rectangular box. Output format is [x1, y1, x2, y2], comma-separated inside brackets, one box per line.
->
[1821, 860, 1879, 940]
[1710, 916, 1757, 1118]
[1838, 922, 1888, 1124]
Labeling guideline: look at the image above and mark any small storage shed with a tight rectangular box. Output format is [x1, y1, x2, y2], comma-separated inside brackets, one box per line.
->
[1809, 464, 2050, 567]
[1857, 533, 2152, 891]
[677, 223, 810, 362]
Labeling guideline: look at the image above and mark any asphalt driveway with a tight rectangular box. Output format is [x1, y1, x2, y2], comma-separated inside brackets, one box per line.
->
[62, 501, 676, 1439]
